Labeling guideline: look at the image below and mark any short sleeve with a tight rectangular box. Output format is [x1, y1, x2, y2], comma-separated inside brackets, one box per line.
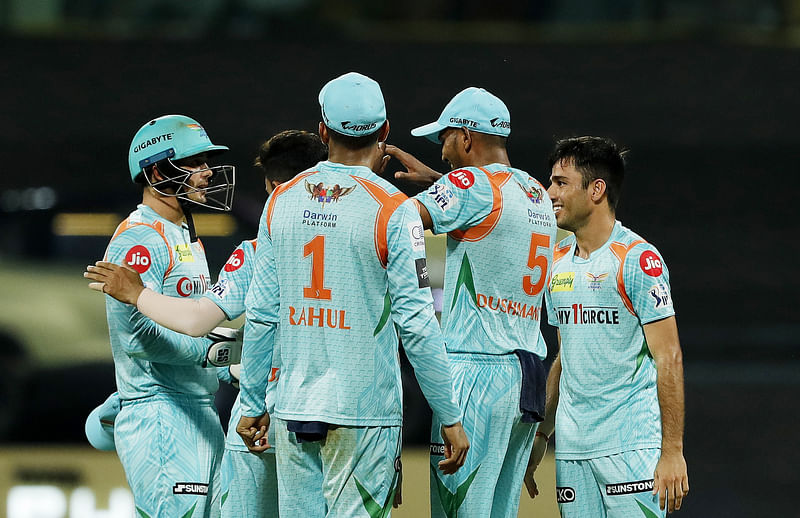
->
[414, 168, 493, 234]
[545, 287, 559, 327]
[105, 225, 172, 292]
[623, 243, 676, 324]
[204, 240, 256, 320]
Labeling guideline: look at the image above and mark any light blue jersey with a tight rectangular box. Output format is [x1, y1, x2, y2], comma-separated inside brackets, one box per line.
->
[240, 160, 461, 427]
[415, 164, 557, 357]
[104, 204, 216, 399]
[547, 221, 675, 460]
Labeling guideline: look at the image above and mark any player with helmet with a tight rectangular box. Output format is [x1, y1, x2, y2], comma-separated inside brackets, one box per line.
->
[86, 129, 329, 518]
[94, 114, 235, 518]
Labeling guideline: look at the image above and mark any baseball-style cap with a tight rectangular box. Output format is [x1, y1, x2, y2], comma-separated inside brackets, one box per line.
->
[411, 87, 511, 143]
[128, 114, 229, 182]
[319, 72, 386, 137]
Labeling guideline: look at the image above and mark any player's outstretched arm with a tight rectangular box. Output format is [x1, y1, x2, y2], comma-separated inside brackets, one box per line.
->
[645, 316, 689, 513]
[86, 261, 227, 336]
[525, 342, 561, 499]
[385, 145, 442, 186]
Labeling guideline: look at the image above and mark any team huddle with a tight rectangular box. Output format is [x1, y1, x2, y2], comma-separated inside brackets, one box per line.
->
[83, 72, 688, 518]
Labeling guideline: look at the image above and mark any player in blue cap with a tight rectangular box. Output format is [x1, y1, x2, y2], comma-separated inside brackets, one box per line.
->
[236, 72, 470, 518]
[91, 114, 237, 518]
[86, 129, 330, 518]
[525, 136, 688, 517]
[386, 86, 557, 518]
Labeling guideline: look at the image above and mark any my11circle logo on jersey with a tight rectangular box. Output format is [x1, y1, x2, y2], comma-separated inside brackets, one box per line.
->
[224, 249, 245, 272]
[448, 169, 475, 189]
[125, 245, 151, 274]
[639, 250, 663, 277]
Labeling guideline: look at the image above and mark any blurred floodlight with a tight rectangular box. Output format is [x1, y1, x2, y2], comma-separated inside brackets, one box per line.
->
[0, 187, 57, 212]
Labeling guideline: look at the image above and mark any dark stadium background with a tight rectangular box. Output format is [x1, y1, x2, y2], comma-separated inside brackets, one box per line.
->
[1, 1, 798, 516]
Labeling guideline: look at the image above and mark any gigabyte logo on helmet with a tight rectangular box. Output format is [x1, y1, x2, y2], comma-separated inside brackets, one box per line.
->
[489, 117, 511, 129]
[449, 117, 478, 128]
[340, 121, 377, 132]
[132, 133, 174, 153]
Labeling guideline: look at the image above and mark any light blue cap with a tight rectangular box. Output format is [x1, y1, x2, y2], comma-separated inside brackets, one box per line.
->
[411, 87, 511, 143]
[319, 72, 386, 137]
[84, 392, 121, 451]
[128, 114, 229, 182]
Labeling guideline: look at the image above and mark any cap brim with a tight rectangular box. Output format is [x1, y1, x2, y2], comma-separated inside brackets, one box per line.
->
[411, 122, 446, 144]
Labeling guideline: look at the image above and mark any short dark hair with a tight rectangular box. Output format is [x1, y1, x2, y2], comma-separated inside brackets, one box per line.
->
[255, 130, 328, 183]
[325, 125, 381, 151]
[547, 136, 627, 210]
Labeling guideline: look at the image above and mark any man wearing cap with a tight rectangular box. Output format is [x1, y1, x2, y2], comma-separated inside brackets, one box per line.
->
[387, 87, 557, 518]
[236, 72, 470, 518]
[98, 114, 235, 518]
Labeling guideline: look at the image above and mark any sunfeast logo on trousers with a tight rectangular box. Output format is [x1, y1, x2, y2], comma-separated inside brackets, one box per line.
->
[606, 479, 654, 496]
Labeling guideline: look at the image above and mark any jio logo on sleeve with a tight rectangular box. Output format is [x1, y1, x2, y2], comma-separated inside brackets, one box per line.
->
[224, 248, 245, 272]
[125, 245, 152, 274]
[639, 250, 663, 277]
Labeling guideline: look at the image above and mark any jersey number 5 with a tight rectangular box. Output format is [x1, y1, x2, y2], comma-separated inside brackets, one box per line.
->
[523, 232, 551, 296]
[303, 235, 332, 300]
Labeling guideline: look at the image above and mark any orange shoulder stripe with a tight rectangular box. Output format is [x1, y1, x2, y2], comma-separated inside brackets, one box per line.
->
[553, 242, 572, 264]
[266, 171, 317, 236]
[351, 176, 407, 268]
[609, 239, 647, 316]
[107, 218, 175, 279]
[448, 167, 512, 242]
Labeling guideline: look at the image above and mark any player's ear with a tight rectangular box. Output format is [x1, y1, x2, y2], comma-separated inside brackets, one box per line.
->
[151, 164, 165, 182]
[590, 178, 607, 202]
[461, 127, 473, 153]
[377, 120, 390, 143]
[319, 122, 330, 145]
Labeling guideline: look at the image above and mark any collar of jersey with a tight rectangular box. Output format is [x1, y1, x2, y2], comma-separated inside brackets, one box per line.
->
[318, 160, 376, 177]
[570, 220, 622, 264]
[136, 203, 189, 233]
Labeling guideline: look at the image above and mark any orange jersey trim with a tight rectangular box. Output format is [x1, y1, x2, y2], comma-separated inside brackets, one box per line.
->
[265, 171, 317, 236]
[448, 167, 513, 242]
[108, 218, 175, 279]
[351, 176, 407, 268]
[609, 239, 647, 316]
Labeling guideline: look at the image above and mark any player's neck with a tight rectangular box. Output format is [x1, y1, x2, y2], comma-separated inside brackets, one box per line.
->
[573, 212, 615, 259]
[142, 188, 185, 225]
[462, 147, 510, 168]
[328, 147, 381, 171]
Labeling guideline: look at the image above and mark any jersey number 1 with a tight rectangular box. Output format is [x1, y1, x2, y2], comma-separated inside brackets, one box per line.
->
[523, 232, 551, 296]
[303, 235, 332, 300]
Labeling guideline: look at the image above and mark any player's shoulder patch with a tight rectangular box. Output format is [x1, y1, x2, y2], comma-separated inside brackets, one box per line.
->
[447, 168, 478, 189]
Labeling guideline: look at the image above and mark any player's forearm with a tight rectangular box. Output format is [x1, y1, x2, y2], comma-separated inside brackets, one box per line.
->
[125, 310, 209, 365]
[137, 289, 226, 336]
[539, 353, 562, 437]
[655, 349, 685, 454]
[239, 318, 276, 417]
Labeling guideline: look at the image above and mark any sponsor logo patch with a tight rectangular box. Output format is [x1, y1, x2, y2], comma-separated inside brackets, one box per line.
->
[606, 479, 654, 496]
[175, 243, 194, 263]
[340, 121, 377, 132]
[556, 487, 576, 503]
[489, 117, 511, 129]
[132, 133, 173, 153]
[426, 183, 455, 211]
[649, 283, 672, 309]
[448, 117, 478, 128]
[415, 258, 430, 288]
[408, 223, 425, 252]
[176, 274, 209, 298]
[304, 180, 356, 207]
[556, 305, 620, 325]
[517, 181, 543, 204]
[224, 248, 245, 272]
[448, 169, 475, 189]
[173, 482, 208, 495]
[208, 278, 230, 300]
[430, 443, 445, 456]
[639, 250, 663, 277]
[125, 245, 152, 274]
[585, 272, 609, 291]
[550, 272, 575, 292]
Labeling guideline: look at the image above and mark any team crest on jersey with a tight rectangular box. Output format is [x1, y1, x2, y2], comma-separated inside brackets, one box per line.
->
[649, 283, 672, 309]
[305, 180, 356, 207]
[550, 272, 575, 292]
[175, 243, 194, 262]
[585, 272, 609, 290]
[517, 181, 543, 204]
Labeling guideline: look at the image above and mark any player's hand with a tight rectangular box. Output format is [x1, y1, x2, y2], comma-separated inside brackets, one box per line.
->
[438, 422, 469, 475]
[372, 141, 391, 176]
[523, 433, 549, 498]
[385, 145, 442, 186]
[204, 327, 243, 367]
[653, 450, 689, 512]
[84, 260, 144, 305]
[236, 414, 271, 453]
[393, 459, 403, 508]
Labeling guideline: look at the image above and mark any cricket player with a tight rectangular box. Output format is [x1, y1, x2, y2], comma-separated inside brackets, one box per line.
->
[525, 136, 689, 517]
[385, 87, 557, 518]
[96, 114, 235, 518]
[236, 72, 469, 518]
[86, 130, 328, 518]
